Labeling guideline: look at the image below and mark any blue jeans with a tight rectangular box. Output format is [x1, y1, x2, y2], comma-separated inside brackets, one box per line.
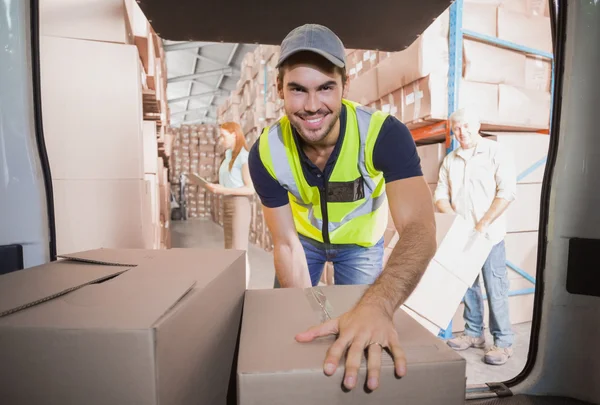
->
[463, 240, 514, 348]
[274, 235, 384, 287]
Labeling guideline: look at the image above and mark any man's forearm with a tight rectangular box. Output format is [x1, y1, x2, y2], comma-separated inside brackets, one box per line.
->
[273, 239, 312, 288]
[359, 221, 437, 317]
[435, 198, 455, 214]
[478, 197, 512, 228]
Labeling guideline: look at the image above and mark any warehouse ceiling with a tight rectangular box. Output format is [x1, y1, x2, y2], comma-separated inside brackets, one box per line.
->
[150, 0, 453, 126]
[164, 40, 257, 126]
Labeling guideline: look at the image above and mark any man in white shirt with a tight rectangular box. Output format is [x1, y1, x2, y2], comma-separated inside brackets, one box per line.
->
[434, 107, 517, 366]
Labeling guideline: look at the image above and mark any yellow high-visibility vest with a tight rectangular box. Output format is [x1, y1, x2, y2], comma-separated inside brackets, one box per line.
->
[258, 99, 389, 246]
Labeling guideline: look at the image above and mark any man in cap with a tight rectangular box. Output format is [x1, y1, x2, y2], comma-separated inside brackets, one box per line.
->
[248, 24, 437, 391]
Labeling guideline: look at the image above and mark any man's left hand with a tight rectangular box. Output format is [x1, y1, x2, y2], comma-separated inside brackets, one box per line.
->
[475, 221, 489, 234]
[295, 302, 406, 391]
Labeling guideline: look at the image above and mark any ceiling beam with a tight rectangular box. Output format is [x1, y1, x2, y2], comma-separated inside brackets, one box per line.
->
[171, 106, 217, 118]
[168, 89, 229, 104]
[164, 41, 214, 52]
[167, 67, 234, 84]
[186, 50, 241, 75]
[202, 43, 240, 121]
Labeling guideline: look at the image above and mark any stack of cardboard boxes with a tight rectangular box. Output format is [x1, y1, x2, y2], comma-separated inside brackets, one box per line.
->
[0, 248, 467, 405]
[169, 124, 220, 220]
[40, 0, 171, 254]
[346, 0, 552, 131]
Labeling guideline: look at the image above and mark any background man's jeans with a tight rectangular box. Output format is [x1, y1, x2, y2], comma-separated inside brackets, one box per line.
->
[463, 240, 514, 348]
[274, 234, 384, 287]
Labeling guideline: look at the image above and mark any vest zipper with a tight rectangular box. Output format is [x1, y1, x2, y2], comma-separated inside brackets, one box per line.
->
[321, 180, 330, 244]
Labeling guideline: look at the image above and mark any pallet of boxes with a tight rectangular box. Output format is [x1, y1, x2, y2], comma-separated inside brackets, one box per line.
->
[168, 124, 223, 223]
[38, 0, 171, 253]
[217, 44, 284, 252]
[345, 0, 551, 333]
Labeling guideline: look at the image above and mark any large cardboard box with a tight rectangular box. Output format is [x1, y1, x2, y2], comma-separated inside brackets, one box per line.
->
[379, 88, 403, 121]
[507, 183, 542, 232]
[463, 39, 527, 87]
[0, 248, 246, 405]
[497, 85, 551, 129]
[417, 143, 446, 184]
[41, 36, 144, 180]
[377, 36, 448, 97]
[506, 231, 538, 281]
[40, 0, 134, 44]
[347, 68, 379, 105]
[144, 121, 159, 174]
[463, 2, 498, 36]
[238, 285, 466, 405]
[525, 56, 552, 91]
[404, 214, 494, 329]
[52, 179, 153, 254]
[402, 76, 500, 127]
[497, 7, 552, 53]
[483, 132, 549, 183]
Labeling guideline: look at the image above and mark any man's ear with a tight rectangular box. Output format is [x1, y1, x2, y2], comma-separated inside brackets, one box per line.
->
[342, 76, 350, 99]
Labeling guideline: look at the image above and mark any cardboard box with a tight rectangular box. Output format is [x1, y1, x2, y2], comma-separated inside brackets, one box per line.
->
[497, 84, 551, 129]
[379, 88, 403, 120]
[506, 231, 538, 281]
[377, 36, 448, 97]
[507, 183, 542, 232]
[497, 7, 552, 54]
[41, 36, 144, 180]
[238, 285, 466, 405]
[347, 67, 379, 105]
[40, 0, 134, 44]
[463, 2, 498, 37]
[417, 143, 446, 184]
[53, 179, 154, 254]
[458, 80, 500, 123]
[482, 132, 549, 183]
[401, 74, 448, 124]
[463, 39, 527, 87]
[143, 121, 159, 174]
[0, 248, 246, 405]
[525, 55, 552, 91]
[500, 0, 551, 17]
[405, 214, 494, 328]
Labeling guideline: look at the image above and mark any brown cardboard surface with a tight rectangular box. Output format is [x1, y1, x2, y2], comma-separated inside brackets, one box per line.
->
[377, 36, 448, 97]
[53, 179, 152, 255]
[41, 36, 144, 180]
[482, 132, 549, 183]
[525, 55, 552, 91]
[0, 248, 246, 405]
[347, 67, 379, 105]
[238, 285, 465, 405]
[497, 84, 551, 129]
[402, 74, 449, 123]
[40, 0, 133, 44]
[497, 7, 552, 53]
[144, 121, 159, 174]
[507, 183, 542, 232]
[463, 39, 527, 87]
[417, 143, 445, 183]
[379, 88, 403, 121]
[458, 80, 500, 123]
[505, 231, 538, 281]
[463, 2, 497, 37]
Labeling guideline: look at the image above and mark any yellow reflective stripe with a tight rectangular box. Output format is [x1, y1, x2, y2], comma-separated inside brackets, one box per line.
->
[258, 126, 277, 180]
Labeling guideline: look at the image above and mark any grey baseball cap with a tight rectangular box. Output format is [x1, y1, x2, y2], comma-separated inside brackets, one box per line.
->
[276, 24, 346, 69]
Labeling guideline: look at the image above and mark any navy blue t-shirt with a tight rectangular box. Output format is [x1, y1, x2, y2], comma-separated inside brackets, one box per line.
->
[248, 105, 423, 208]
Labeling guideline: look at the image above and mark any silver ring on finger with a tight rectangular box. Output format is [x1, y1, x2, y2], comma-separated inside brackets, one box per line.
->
[367, 342, 385, 349]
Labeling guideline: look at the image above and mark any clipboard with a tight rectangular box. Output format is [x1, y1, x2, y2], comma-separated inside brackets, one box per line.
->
[186, 173, 211, 188]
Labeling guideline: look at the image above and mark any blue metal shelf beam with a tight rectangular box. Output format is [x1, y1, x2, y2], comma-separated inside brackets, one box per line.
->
[462, 29, 554, 60]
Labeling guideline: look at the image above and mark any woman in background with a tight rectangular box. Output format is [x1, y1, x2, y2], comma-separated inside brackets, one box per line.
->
[205, 122, 254, 287]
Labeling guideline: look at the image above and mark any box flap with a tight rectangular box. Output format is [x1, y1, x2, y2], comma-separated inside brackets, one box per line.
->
[238, 285, 463, 375]
[0, 260, 128, 317]
[58, 248, 161, 266]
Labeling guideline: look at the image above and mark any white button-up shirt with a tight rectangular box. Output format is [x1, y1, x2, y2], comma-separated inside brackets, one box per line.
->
[434, 138, 517, 245]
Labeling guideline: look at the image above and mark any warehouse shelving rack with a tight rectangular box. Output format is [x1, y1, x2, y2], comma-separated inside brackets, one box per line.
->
[422, 0, 555, 339]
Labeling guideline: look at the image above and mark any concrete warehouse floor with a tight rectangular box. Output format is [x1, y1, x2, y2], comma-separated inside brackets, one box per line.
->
[171, 218, 532, 386]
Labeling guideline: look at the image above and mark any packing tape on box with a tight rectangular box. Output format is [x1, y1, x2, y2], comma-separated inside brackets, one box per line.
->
[305, 287, 334, 323]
